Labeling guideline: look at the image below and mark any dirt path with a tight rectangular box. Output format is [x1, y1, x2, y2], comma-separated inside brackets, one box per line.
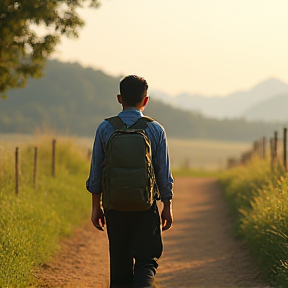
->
[155, 178, 268, 288]
[34, 177, 269, 288]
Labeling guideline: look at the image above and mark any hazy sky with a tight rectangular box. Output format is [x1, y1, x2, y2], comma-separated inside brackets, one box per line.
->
[52, 0, 288, 96]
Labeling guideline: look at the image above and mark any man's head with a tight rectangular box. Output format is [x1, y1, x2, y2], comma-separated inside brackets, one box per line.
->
[118, 75, 148, 108]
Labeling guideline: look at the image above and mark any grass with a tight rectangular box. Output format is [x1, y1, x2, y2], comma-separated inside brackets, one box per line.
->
[0, 136, 91, 287]
[220, 158, 288, 287]
[1, 133, 251, 170]
[0, 133, 249, 286]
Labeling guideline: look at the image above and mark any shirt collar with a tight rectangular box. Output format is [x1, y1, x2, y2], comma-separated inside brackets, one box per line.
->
[118, 109, 144, 117]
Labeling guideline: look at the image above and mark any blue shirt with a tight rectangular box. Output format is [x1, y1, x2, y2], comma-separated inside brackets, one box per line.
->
[86, 109, 174, 201]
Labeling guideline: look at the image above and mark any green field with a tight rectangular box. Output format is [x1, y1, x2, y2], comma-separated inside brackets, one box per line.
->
[1, 133, 250, 170]
[76, 136, 250, 170]
[167, 138, 250, 169]
[3, 132, 280, 287]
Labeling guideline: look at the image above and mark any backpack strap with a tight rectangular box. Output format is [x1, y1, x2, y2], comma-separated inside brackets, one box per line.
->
[130, 116, 154, 129]
[105, 116, 127, 130]
[106, 116, 154, 130]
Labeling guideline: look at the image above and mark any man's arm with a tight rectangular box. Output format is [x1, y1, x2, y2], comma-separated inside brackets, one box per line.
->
[86, 121, 107, 231]
[91, 193, 105, 231]
[152, 126, 174, 231]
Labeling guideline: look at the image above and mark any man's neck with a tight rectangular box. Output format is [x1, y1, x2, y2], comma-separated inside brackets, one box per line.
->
[122, 106, 144, 112]
[122, 107, 138, 110]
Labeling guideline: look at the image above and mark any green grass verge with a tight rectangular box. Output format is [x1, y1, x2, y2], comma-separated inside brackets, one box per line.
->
[0, 137, 91, 287]
[220, 159, 288, 287]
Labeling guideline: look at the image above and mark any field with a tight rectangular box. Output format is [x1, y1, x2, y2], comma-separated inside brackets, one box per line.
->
[0, 133, 250, 170]
[1, 132, 284, 287]
[167, 138, 250, 169]
[78, 136, 250, 170]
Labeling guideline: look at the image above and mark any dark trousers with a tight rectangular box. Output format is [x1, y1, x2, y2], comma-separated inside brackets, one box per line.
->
[105, 204, 163, 288]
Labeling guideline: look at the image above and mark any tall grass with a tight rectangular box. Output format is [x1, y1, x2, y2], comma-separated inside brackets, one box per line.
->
[0, 137, 91, 287]
[220, 158, 288, 287]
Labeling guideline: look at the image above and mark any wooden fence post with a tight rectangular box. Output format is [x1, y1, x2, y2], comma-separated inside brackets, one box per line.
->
[262, 137, 266, 159]
[52, 139, 56, 177]
[15, 147, 19, 196]
[241, 153, 246, 165]
[252, 141, 257, 158]
[270, 137, 274, 169]
[256, 140, 261, 158]
[184, 157, 190, 169]
[284, 128, 287, 172]
[33, 147, 38, 188]
[274, 131, 278, 164]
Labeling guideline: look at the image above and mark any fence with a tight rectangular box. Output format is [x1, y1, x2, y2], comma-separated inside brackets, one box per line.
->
[10, 138, 93, 196]
[13, 139, 57, 195]
[227, 127, 288, 172]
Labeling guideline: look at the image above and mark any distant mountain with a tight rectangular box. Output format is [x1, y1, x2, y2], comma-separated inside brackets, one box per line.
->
[243, 94, 288, 122]
[149, 89, 172, 103]
[0, 60, 284, 141]
[151, 78, 288, 120]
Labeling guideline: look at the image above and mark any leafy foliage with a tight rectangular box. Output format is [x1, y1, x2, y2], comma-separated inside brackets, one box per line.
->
[0, 0, 100, 97]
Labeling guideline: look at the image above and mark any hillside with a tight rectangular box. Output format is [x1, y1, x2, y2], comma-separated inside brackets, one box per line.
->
[0, 60, 283, 141]
[243, 94, 288, 122]
[151, 78, 288, 119]
[1, 60, 121, 135]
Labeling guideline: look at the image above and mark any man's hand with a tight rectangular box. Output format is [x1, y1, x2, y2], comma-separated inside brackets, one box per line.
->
[91, 206, 105, 231]
[91, 193, 105, 231]
[161, 200, 173, 231]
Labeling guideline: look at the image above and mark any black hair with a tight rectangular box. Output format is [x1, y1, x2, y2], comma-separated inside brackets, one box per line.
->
[119, 75, 148, 107]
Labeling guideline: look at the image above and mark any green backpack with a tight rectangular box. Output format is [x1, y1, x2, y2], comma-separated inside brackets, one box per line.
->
[102, 116, 159, 212]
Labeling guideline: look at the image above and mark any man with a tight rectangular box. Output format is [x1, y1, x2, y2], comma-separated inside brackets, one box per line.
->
[86, 75, 174, 288]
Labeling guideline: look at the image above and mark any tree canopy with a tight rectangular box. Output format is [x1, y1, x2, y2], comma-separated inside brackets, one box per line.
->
[0, 0, 100, 97]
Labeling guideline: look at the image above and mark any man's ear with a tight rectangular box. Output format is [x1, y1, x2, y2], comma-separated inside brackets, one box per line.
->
[143, 96, 149, 107]
[117, 94, 122, 104]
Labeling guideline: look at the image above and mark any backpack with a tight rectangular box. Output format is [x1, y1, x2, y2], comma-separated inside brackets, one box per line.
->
[102, 116, 159, 212]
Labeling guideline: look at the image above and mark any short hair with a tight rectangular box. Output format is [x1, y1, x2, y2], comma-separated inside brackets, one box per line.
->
[119, 75, 148, 107]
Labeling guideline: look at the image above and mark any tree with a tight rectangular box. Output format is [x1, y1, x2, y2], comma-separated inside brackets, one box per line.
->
[0, 0, 100, 98]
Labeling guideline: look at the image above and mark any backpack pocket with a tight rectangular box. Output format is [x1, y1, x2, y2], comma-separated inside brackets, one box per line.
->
[108, 168, 153, 211]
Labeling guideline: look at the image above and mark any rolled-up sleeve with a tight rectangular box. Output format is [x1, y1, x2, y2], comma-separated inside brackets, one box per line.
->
[153, 128, 174, 201]
[86, 122, 106, 194]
